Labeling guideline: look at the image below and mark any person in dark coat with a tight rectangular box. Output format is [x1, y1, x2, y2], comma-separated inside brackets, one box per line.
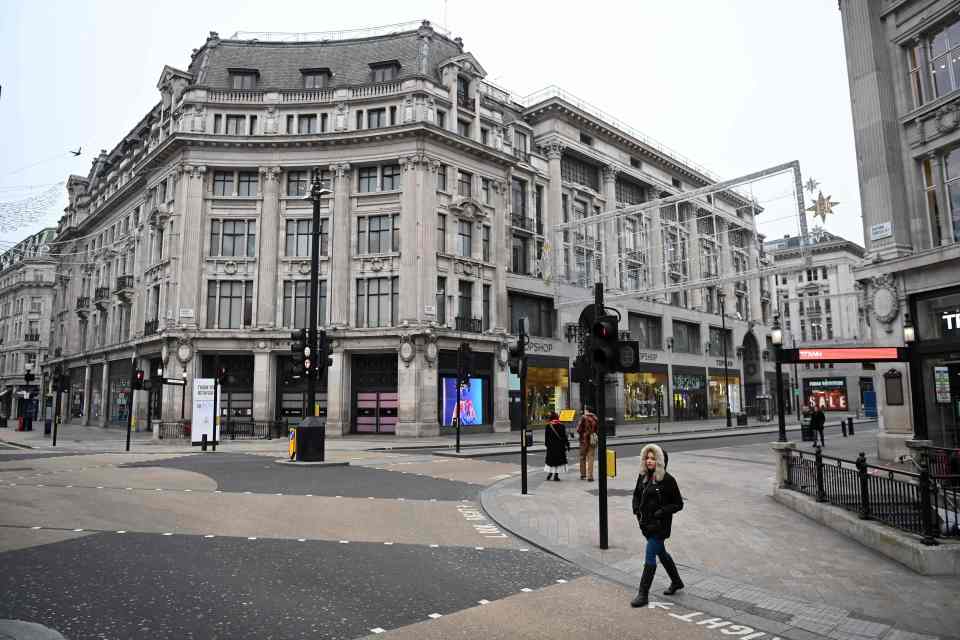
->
[811, 405, 826, 447]
[630, 443, 684, 608]
[543, 411, 569, 481]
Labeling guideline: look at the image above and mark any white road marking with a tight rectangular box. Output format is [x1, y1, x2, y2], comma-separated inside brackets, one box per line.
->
[556, 579, 568, 584]
[275, 493, 283, 496]
[429, 544, 439, 548]
[30, 526, 41, 530]
[339, 540, 350, 544]
[520, 588, 532, 592]
[247, 536, 257, 540]
[96, 486, 103, 489]
[519, 548, 529, 552]
[428, 613, 442, 619]
[370, 628, 386, 634]
[475, 546, 485, 550]
[36, 484, 44, 487]
[116, 531, 126, 534]
[163, 532, 173, 536]
[73, 528, 84, 532]
[478, 599, 490, 605]
[125, 487, 132, 491]
[384, 541, 394, 545]
[297, 538, 306, 542]
[65, 485, 72, 488]
[305, 494, 313, 497]
[244, 491, 252, 495]
[184, 489, 192, 492]
[204, 534, 215, 538]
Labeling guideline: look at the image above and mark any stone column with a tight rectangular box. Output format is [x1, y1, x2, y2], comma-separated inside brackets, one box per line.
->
[82, 364, 92, 426]
[99, 361, 110, 427]
[687, 204, 704, 310]
[252, 349, 272, 421]
[421, 159, 440, 325]
[329, 163, 352, 327]
[324, 344, 350, 436]
[492, 180, 507, 332]
[398, 155, 423, 324]
[748, 232, 763, 322]
[493, 343, 510, 433]
[175, 165, 206, 330]
[719, 220, 736, 303]
[542, 143, 565, 283]
[397, 339, 440, 437]
[601, 167, 619, 289]
[256, 167, 282, 327]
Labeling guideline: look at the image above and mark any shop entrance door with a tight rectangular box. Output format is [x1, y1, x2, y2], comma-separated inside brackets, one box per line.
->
[351, 353, 399, 434]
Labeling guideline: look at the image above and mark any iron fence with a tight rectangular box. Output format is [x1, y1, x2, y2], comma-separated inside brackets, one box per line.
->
[784, 447, 958, 543]
[156, 420, 191, 440]
[221, 420, 286, 440]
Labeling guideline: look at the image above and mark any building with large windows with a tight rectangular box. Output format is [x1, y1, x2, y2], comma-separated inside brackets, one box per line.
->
[766, 229, 875, 418]
[0, 228, 56, 428]
[46, 21, 776, 436]
[840, 1, 960, 455]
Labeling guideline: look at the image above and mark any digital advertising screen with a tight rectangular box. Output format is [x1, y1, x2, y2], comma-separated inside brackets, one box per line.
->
[803, 378, 848, 412]
[441, 377, 485, 426]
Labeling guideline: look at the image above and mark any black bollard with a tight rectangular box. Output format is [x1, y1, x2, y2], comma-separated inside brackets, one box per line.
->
[841, 419, 847, 437]
[848, 417, 855, 435]
[201, 433, 207, 452]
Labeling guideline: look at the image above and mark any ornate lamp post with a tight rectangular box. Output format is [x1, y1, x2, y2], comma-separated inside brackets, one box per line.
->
[771, 314, 787, 442]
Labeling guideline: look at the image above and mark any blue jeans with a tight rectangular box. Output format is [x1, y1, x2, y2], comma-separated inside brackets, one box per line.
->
[644, 536, 670, 566]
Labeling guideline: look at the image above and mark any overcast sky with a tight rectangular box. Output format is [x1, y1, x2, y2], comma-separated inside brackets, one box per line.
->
[0, 0, 859, 248]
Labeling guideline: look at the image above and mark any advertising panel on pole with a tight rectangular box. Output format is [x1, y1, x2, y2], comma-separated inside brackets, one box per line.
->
[803, 378, 848, 412]
[192, 378, 217, 444]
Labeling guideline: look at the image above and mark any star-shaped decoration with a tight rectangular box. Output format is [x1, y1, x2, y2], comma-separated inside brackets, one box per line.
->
[804, 178, 820, 195]
[806, 191, 838, 223]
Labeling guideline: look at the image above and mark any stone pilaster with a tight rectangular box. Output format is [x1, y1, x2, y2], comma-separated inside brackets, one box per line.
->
[421, 160, 440, 325]
[324, 341, 350, 436]
[542, 142, 565, 283]
[99, 361, 109, 427]
[720, 220, 736, 304]
[176, 164, 206, 330]
[396, 337, 440, 437]
[493, 341, 510, 433]
[82, 364, 92, 426]
[256, 166, 282, 327]
[602, 167, 619, 289]
[491, 180, 506, 332]
[399, 155, 428, 324]
[687, 204, 704, 310]
[329, 163, 352, 327]
[748, 232, 763, 322]
[252, 349, 272, 421]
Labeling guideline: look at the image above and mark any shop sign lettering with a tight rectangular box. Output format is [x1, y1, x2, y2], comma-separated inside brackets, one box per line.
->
[528, 341, 553, 353]
[638, 351, 658, 361]
[715, 360, 732, 368]
[942, 310, 960, 334]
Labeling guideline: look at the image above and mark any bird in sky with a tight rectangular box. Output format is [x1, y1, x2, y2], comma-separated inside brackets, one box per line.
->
[70, 147, 81, 157]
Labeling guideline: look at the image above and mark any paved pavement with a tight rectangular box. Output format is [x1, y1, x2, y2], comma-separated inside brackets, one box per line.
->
[481, 428, 960, 640]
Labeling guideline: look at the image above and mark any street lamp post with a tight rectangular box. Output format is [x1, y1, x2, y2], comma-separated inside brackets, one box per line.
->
[902, 312, 925, 440]
[771, 314, 787, 442]
[306, 170, 334, 418]
[718, 291, 732, 428]
[791, 334, 801, 421]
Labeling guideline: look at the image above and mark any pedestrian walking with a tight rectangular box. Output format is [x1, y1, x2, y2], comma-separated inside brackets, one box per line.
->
[811, 405, 826, 447]
[543, 411, 568, 481]
[630, 443, 684, 608]
[575, 406, 599, 482]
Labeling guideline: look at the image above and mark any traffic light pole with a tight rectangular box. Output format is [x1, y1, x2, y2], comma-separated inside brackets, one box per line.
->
[594, 282, 609, 550]
[519, 324, 528, 496]
[455, 380, 462, 453]
[51, 375, 61, 448]
[306, 170, 324, 419]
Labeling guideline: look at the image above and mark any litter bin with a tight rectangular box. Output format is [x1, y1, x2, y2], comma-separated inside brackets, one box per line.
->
[800, 414, 815, 442]
[605, 416, 616, 437]
[17, 416, 24, 432]
[736, 413, 748, 427]
[293, 416, 326, 462]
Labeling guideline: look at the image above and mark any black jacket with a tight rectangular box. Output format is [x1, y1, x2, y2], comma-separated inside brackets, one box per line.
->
[811, 410, 826, 431]
[544, 420, 568, 467]
[632, 471, 683, 540]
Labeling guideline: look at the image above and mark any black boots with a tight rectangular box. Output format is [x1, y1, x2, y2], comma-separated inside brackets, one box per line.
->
[630, 563, 657, 608]
[660, 553, 684, 595]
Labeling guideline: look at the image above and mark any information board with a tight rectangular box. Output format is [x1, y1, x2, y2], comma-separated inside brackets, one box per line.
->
[935, 366, 951, 404]
[192, 378, 217, 445]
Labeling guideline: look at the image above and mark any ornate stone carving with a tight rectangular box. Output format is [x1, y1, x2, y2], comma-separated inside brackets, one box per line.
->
[400, 154, 429, 172]
[870, 274, 900, 334]
[423, 333, 439, 367]
[176, 337, 194, 364]
[334, 102, 348, 131]
[329, 163, 351, 180]
[259, 166, 282, 182]
[399, 334, 415, 367]
[602, 166, 618, 183]
[540, 142, 565, 160]
[935, 103, 960, 134]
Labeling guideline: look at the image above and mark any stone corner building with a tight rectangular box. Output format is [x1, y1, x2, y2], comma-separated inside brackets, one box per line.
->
[47, 21, 775, 437]
[840, 0, 960, 456]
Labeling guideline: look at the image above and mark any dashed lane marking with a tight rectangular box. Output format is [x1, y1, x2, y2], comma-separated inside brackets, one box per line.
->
[478, 599, 490, 605]
[428, 613, 442, 619]
[520, 588, 532, 592]
[371, 628, 385, 634]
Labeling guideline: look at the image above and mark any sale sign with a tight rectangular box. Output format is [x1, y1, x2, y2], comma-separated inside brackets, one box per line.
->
[803, 378, 849, 412]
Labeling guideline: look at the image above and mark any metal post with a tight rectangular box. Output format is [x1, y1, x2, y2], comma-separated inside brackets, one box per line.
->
[52, 386, 61, 447]
[306, 170, 330, 421]
[125, 388, 134, 452]
[212, 377, 219, 452]
[918, 459, 938, 546]
[720, 293, 732, 428]
[792, 335, 801, 422]
[848, 416, 855, 435]
[519, 321, 528, 496]
[595, 282, 609, 550]
[775, 346, 786, 442]
[181, 383, 186, 421]
[814, 444, 826, 502]
[455, 380, 462, 454]
[656, 388, 662, 435]
[855, 452, 870, 519]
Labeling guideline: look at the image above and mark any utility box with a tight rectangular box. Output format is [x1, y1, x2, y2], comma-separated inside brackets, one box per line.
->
[605, 416, 616, 437]
[293, 417, 326, 462]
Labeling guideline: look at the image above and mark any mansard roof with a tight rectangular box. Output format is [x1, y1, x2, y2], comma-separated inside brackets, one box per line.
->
[188, 27, 464, 90]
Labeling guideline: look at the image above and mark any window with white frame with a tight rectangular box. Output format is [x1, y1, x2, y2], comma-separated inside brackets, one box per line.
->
[210, 219, 257, 257]
[457, 220, 473, 258]
[212, 170, 259, 197]
[284, 218, 329, 257]
[206, 280, 253, 329]
[356, 276, 399, 328]
[358, 164, 401, 193]
[457, 170, 472, 198]
[358, 214, 399, 254]
[283, 280, 326, 327]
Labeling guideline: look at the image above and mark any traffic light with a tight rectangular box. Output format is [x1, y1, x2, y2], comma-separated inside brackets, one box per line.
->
[590, 314, 619, 375]
[24, 370, 35, 384]
[290, 329, 308, 377]
[317, 330, 333, 384]
[132, 369, 145, 390]
[509, 319, 528, 376]
[456, 342, 473, 386]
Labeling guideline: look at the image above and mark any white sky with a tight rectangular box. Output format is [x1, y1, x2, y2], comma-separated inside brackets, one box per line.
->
[0, 0, 860, 247]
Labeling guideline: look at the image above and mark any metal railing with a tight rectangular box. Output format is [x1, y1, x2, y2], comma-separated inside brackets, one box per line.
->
[221, 420, 286, 440]
[230, 21, 451, 42]
[783, 448, 959, 543]
[455, 316, 483, 333]
[929, 446, 960, 480]
[23, 333, 40, 342]
[457, 94, 476, 112]
[115, 275, 134, 291]
[156, 420, 191, 440]
[511, 215, 534, 232]
[76, 296, 90, 310]
[94, 286, 110, 300]
[144, 319, 159, 336]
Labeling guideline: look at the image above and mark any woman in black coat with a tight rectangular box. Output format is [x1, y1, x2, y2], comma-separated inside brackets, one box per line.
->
[630, 443, 684, 607]
[543, 412, 568, 481]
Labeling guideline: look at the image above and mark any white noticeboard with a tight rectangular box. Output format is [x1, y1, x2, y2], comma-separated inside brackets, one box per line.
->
[192, 378, 218, 444]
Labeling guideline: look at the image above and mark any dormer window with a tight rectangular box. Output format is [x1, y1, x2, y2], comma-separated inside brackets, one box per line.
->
[457, 75, 470, 98]
[369, 60, 400, 83]
[301, 68, 331, 89]
[228, 69, 259, 90]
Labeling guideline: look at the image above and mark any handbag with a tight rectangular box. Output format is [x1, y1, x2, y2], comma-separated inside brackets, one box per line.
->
[589, 431, 598, 447]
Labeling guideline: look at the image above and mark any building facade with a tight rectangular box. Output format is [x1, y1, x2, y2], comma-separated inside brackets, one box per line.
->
[0, 228, 56, 428]
[766, 229, 876, 418]
[840, 0, 960, 455]
[46, 22, 775, 436]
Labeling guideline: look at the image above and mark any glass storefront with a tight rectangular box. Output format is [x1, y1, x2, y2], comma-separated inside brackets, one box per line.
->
[511, 355, 569, 425]
[69, 367, 84, 418]
[803, 378, 849, 412]
[202, 354, 254, 419]
[438, 350, 493, 428]
[624, 369, 668, 421]
[89, 364, 103, 421]
[912, 287, 960, 447]
[108, 359, 132, 425]
[708, 372, 741, 417]
[673, 368, 707, 421]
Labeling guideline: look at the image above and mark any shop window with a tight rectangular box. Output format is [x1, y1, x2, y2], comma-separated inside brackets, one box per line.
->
[624, 372, 668, 421]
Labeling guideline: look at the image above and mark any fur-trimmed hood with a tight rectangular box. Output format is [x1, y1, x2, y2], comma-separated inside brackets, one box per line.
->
[640, 443, 668, 482]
